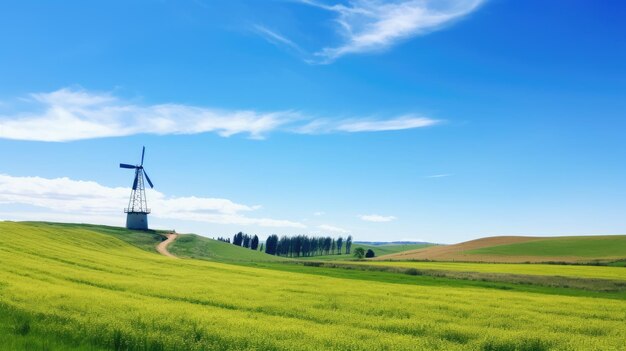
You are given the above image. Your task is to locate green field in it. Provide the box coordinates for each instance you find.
[169,234,287,262]
[1,221,625,350]
[467,236,626,258]
[350,261,626,281]
[353,243,434,256]
[295,243,433,261]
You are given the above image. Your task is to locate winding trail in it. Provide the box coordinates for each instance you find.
[157,233,178,258]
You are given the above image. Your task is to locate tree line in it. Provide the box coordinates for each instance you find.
[263,235,353,257]
[225,232,380,259]
[232,232,259,250]
[228,232,354,258]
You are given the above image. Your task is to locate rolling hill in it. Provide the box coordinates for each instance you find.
[296,242,433,261]
[1,221,625,350]
[27,222,426,262]
[22,221,286,263]
[378,235,626,263]
[168,234,287,262]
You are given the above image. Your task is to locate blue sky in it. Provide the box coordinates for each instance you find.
[0,0,625,243]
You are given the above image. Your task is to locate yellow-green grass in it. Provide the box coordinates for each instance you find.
[1,221,625,350]
[350,261,626,281]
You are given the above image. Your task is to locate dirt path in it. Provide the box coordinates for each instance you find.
[156,233,178,258]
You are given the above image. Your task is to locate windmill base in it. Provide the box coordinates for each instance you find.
[126,212,149,230]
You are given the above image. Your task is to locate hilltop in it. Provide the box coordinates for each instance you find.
[378,235,626,263]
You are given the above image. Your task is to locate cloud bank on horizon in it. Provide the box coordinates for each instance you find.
[0,173,305,229]
[0,88,439,142]
[258,0,485,63]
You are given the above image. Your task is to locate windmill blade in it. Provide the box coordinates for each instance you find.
[141,146,145,166]
[132,172,139,190]
[120,163,136,169]
[143,170,154,188]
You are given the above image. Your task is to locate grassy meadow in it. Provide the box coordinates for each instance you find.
[352,261,626,281]
[466,235,626,258]
[168,234,287,262]
[0,221,625,350]
[294,243,432,261]
[379,235,626,263]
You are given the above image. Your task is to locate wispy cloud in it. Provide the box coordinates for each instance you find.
[336,116,437,132]
[299,0,484,63]
[0,88,440,141]
[255,25,303,53]
[0,174,305,229]
[426,173,452,178]
[294,115,439,134]
[313,211,325,216]
[318,224,350,233]
[359,214,397,222]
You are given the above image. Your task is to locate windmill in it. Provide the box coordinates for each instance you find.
[120,146,154,230]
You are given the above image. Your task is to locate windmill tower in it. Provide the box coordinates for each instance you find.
[119,146,154,230]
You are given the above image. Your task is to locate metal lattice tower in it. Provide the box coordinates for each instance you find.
[125,168,150,214]
[120,147,154,230]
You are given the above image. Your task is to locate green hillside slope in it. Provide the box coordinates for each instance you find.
[467,235,626,259]
[1,221,625,350]
[357,243,434,256]
[22,221,167,252]
[297,243,433,261]
[24,221,284,263]
[168,234,287,262]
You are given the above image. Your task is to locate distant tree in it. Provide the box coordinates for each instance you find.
[302,236,311,257]
[309,237,317,257]
[365,249,375,258]
[265,235,279,255]
[233,232,244,246]
[259,243,264,252]
[293,235,302,257]
[353,247,365,259]
[331,239,336,255]
[324,237,332,255]
[251,235,259,250]
[243,234,251,248]
[345,235,352,254]
[279,236,290,256]
[336,237,343,255]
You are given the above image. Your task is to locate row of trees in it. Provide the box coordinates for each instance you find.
[263,235,353,257]
[226,232,380,260]
[232,232,260,250]
[229,232,362,258]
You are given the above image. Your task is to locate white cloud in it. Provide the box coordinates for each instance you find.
[0,88,439,141]
[313,211,325,216]
[426,173,452,178]
[0,174,305,229]
[359,214,397,222]
[294,115,438,134]
[336,115,438,132]
[318,224,350,233]
[255,25,303,52]
[300,0,484,63]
